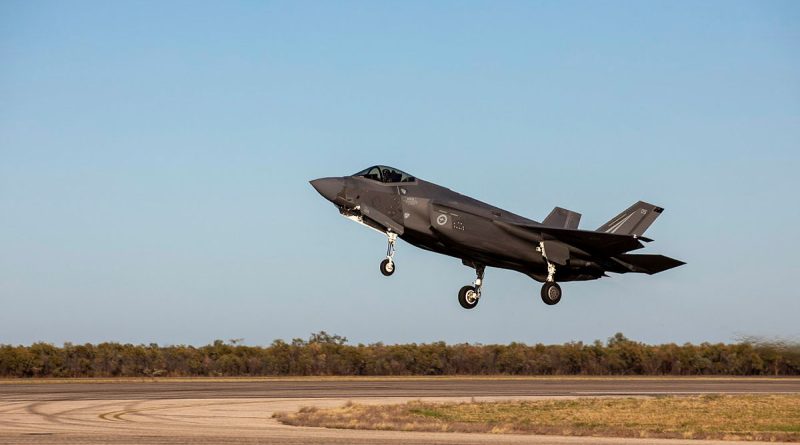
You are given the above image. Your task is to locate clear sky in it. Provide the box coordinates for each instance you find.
[1,1,798,347]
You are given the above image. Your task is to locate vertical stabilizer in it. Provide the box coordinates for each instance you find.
[542,207,581,229]
[596,201,663,236]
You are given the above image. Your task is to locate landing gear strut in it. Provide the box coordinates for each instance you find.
[540,261,562,305]
[458,265,484,309]
[379,232,397,276]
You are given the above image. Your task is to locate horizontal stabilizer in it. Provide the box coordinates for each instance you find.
[615,254,685,274]
[597,201,663,236]
[543,207,581,229]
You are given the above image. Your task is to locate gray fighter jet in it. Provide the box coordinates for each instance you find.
[311,165,684,308]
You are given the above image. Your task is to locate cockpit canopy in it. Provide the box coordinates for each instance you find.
[352,165,416,183]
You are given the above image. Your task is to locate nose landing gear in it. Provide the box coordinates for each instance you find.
[458,265,485,309]
[379,232,398,276]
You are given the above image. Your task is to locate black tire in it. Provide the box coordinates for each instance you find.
[541,282,562,305]
[379,259,395,276]
[458,285,479,309]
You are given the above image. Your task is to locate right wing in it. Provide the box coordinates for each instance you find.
[494,220,647,256]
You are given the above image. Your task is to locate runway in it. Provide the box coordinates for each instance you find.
[1,377,798,444]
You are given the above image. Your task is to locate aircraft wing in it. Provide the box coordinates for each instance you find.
[494,220,647,256]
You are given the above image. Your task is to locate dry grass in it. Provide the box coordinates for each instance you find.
[274,395,800,442]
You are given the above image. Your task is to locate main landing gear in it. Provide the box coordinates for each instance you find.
[379,232,398,276]
[540,261,562,305]
[458,265,484,309]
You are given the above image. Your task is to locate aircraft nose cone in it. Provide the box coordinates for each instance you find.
[310,177,345,203]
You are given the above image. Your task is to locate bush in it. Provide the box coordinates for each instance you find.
[1,332,797,378]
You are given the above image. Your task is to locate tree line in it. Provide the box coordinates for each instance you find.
[1,332,798,378]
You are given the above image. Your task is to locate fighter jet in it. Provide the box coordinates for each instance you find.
[310,165,684,308]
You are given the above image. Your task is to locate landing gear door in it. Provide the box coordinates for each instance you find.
[361,203,404,235]
[540,240,570,266]
[365,184,403,225]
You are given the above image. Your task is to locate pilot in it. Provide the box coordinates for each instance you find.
[382,168,401,183]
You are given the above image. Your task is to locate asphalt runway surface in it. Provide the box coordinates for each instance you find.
[1,377,799,445]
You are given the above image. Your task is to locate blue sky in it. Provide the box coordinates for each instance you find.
[1,1,798,346]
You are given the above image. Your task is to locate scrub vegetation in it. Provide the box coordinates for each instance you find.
[1,332,799,378]
[274,395,800,442]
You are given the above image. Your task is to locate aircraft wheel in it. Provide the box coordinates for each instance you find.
[541,282,562,305]
[379,259,395,276]
[458,285,479,309]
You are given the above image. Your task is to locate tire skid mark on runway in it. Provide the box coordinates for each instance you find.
[99,400,178,423]
[2,401,101,431]
[97,410,130,422]
[52,400,141,427]
[130,398,336,432]
[0,403,67,431]
[118,412,210,426]
[8,400,144,432]
[127,401,283,427]
[98,399,280,425]
[0,402,29,413]
[0,405,54,430]
[24,402,65,426]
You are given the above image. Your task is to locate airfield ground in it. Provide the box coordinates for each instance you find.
[1,377,799,445]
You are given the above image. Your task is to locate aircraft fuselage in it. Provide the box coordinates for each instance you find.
[311,165,683,307]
